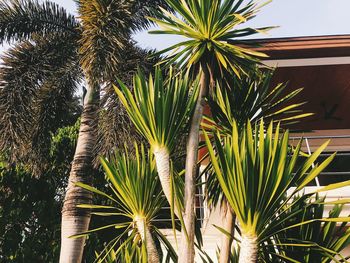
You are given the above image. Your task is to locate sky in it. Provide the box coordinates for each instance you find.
[50,0,350,51]
[1,0,350,53]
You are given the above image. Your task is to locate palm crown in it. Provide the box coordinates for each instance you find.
[76,145,176,262]
[115,67,199,219]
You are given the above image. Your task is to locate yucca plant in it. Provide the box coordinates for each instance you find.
[115,67,199,219]
[99,238,177,263]
[75,144,176,263]
[149,1,272,260]
[95,248,117,263]
[201,68,313,262]
[204,120,350,262]
[260,196,350,262]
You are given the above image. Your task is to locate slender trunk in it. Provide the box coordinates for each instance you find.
[219,202,236,263]
[135,216,160,263]
[59,83,99,263]
[238,233,258,263]
[178,62,210,263]
[153,147,181,219]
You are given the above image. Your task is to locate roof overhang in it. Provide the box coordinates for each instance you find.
[243,35,350,60]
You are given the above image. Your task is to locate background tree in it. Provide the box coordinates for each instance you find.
[0,119,133,262]
[0,0,170,261]
[0,120,79,262]
[0,33,81,174]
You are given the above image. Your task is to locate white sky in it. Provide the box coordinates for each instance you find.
[2,0,350,52]
[52,0,350,50]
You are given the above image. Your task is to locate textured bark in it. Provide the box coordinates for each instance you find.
[238,234,258,263]
[59,84,99,263]
[178,62,210,263]
[135,216,160,263]
[219,202,236,263]
[153,147,181,219]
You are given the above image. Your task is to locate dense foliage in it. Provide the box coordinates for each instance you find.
[0,121,126,262]
[0,122,79,262]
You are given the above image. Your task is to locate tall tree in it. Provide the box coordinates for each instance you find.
[0,0,170,262]
[149,0,271,261]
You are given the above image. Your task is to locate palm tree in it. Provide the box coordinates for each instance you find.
[204,120,350,262]
[0,0,170,261]
[0,16,82,173]
[115,67,199,219]
[149,0,271,261]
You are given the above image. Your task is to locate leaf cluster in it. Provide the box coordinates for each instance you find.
[150,0,272,75]
[76,144,177,262]
[205,120,350,261]
[205,68,313,135]
[115,67,199,153]
[261,197,350,262]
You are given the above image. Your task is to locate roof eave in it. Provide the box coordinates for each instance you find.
[234,34,350,60]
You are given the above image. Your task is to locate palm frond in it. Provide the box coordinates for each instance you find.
[29,74,82,172]
[129,0,173,30]
[206,68,313,135]
[95,45,161,163]
[0,33,80,165]
[0,0,79,44]
[262,196,350,262]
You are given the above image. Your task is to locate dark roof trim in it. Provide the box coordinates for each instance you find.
[239,35,350,60]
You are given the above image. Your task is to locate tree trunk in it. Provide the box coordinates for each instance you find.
[238,233,258,263]
[135,215,160,263]
[178,62,210,263]
[153,146,181,219]
[59,84,99,263]
[219,202,236,263]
